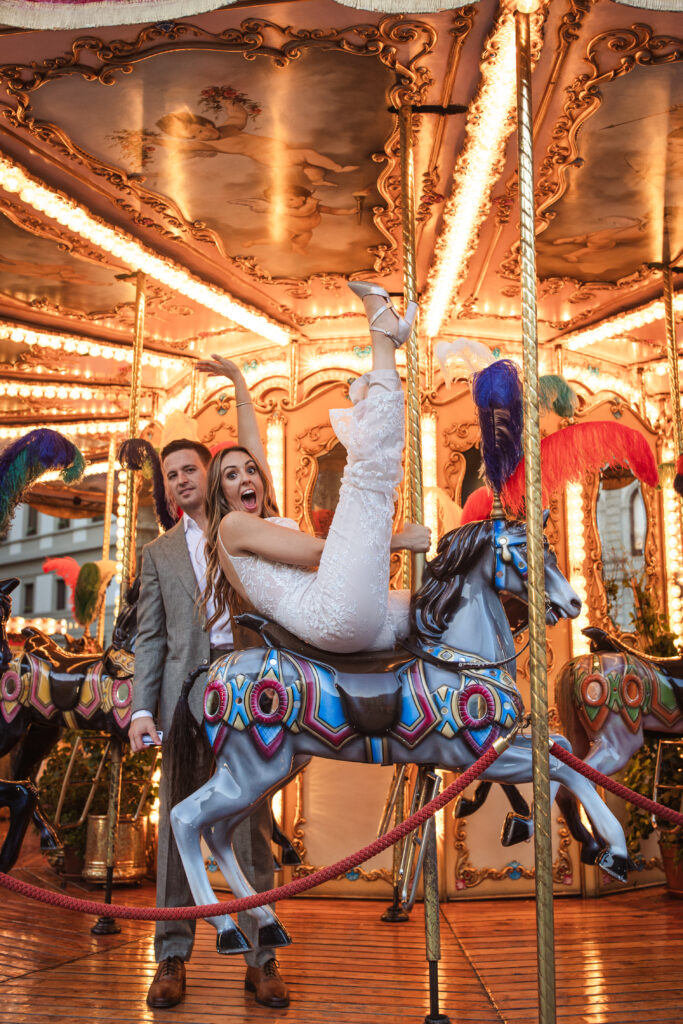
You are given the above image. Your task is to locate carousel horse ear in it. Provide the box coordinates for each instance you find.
[543,509,550,527]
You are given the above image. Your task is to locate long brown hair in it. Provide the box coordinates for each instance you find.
[203,445,279,629]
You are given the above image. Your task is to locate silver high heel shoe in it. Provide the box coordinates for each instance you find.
[348,280,418,348]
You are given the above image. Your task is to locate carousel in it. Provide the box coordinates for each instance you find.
[0,0,681,1021]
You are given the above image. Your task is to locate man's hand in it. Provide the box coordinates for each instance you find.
[390,523,432,553]
[129,715,160,753]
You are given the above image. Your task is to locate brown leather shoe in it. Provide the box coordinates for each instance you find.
[147,956,186,1008]
[245,958,290,1008]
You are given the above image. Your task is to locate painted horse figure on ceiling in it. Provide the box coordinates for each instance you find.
[167,514,631,955]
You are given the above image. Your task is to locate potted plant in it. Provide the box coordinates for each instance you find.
[38,729,158,879]
[622,737,683,895]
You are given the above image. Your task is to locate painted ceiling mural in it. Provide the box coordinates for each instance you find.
[26,46,395,279]
[0,0,678,444]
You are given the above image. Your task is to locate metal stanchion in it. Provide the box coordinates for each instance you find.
[515,7,556,1023]
[91,737,123,934]
[381,766,410,923]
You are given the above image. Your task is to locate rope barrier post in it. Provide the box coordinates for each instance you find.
[91,736,123,934]
[515,5,556,1023]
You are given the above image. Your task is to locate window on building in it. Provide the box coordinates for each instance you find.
[22,582,34,616]
[91,514,104,524]
[25,506,38,537]
[56,517,70,531]
[56,578,67,611]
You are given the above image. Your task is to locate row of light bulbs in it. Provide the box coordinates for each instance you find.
[565,482,591,657]
[0,320,187,372]
[0,156,291,347]
[0,381,122,402]
[564,294,683,351]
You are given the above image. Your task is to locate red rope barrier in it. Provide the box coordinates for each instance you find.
[0,745,501,920]
[550,742,683,828]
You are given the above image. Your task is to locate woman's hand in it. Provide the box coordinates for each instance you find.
[390,523,431,553]
[196,354,244,386]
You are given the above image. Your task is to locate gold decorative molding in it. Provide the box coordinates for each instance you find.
[0,15,437,292]
[291,770,391,884]
[452,812,574,890]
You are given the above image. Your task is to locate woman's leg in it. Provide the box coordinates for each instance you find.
[299,291,411,652]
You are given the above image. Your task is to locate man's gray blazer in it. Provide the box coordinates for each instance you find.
[133,519,210,733]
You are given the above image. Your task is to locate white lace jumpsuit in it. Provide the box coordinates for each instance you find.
[223,369,412,653]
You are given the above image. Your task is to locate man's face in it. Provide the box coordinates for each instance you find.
[163,449,207,515]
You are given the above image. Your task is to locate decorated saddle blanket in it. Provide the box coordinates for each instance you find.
[569,650,683,734]
[203,646,523,762]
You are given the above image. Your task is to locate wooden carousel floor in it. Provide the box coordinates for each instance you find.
[1,837,682,1024]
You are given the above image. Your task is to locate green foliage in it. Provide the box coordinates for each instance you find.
[73,562,101,626]
[629,572,679,657]
[39,730,158,860]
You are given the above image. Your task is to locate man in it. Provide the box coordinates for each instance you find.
[129,421,289,1010]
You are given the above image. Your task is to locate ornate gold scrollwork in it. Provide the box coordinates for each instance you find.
[0,15,438,292]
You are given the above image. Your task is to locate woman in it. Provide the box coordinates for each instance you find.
[200,283,429,654]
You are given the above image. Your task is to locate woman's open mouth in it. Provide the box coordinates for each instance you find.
[241,488,258,512]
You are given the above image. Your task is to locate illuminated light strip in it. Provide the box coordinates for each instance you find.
[0,156,291,347]
[563,294,683,351]
[39,460,110,482]
[565,482,590,656]
[113,470,128,615]
[0,321,187,372]
[0,380,125,402]
[423,9,524,337]
[266,414,286,515]
[421,411,438,559]
[662,446,683,639]
[157,385,192,425]
[0,420,134,439]
[7,616,68,636]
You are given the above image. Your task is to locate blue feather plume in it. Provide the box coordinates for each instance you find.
[0,429,85,540]
[118,438,177,531]
[472,359,523,494]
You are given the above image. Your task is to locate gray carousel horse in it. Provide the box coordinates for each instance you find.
[167,515,630,954]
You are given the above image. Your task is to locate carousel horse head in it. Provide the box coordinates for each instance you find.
[411,514,581,643]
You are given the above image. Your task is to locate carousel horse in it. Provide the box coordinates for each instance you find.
[550,626,683,863]
[0,577,138,781]
[167,515,631,955]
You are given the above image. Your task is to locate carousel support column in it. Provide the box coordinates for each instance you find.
[95,271,146,936]
[515,7,556,1024]
[289,339,300,408]
[400,102,447,1024]
[96,438,117,649]
[664,264,683,459]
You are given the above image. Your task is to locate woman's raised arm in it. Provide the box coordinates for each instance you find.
[196,354,271,480]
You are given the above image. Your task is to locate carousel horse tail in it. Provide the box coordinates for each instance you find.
[118,439,177,531]
[166,662,212,809]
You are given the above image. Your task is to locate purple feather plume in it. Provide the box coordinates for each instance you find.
[472,359,523,494]
[118,439,177,532]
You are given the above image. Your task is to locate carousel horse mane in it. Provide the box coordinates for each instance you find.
[411,518,508,640]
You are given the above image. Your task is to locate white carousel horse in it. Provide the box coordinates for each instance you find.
[167,515,630,954]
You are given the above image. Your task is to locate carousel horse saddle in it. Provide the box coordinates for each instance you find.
[584,626,683,710]
[335,674,402,734]
[235,613,414,675]
[22,628,99,711]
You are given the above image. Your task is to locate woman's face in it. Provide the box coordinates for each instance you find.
[220,450,265,515]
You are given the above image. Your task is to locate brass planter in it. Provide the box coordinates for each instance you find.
[83,815,148,883]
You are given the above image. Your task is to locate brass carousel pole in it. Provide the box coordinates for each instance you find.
[93,270,146,936]
[515,7,556,1023]
[95,437,117,649]
[399,102,446,1024]
[663,264,682,460]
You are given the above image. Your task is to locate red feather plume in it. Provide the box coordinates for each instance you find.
[43,556,79,618]
[502,421,659,516]
[460,487,494,525]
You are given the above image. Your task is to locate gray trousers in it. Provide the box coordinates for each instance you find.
[154,747,276,968]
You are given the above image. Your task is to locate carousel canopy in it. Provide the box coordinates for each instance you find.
[0,0,678,474]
